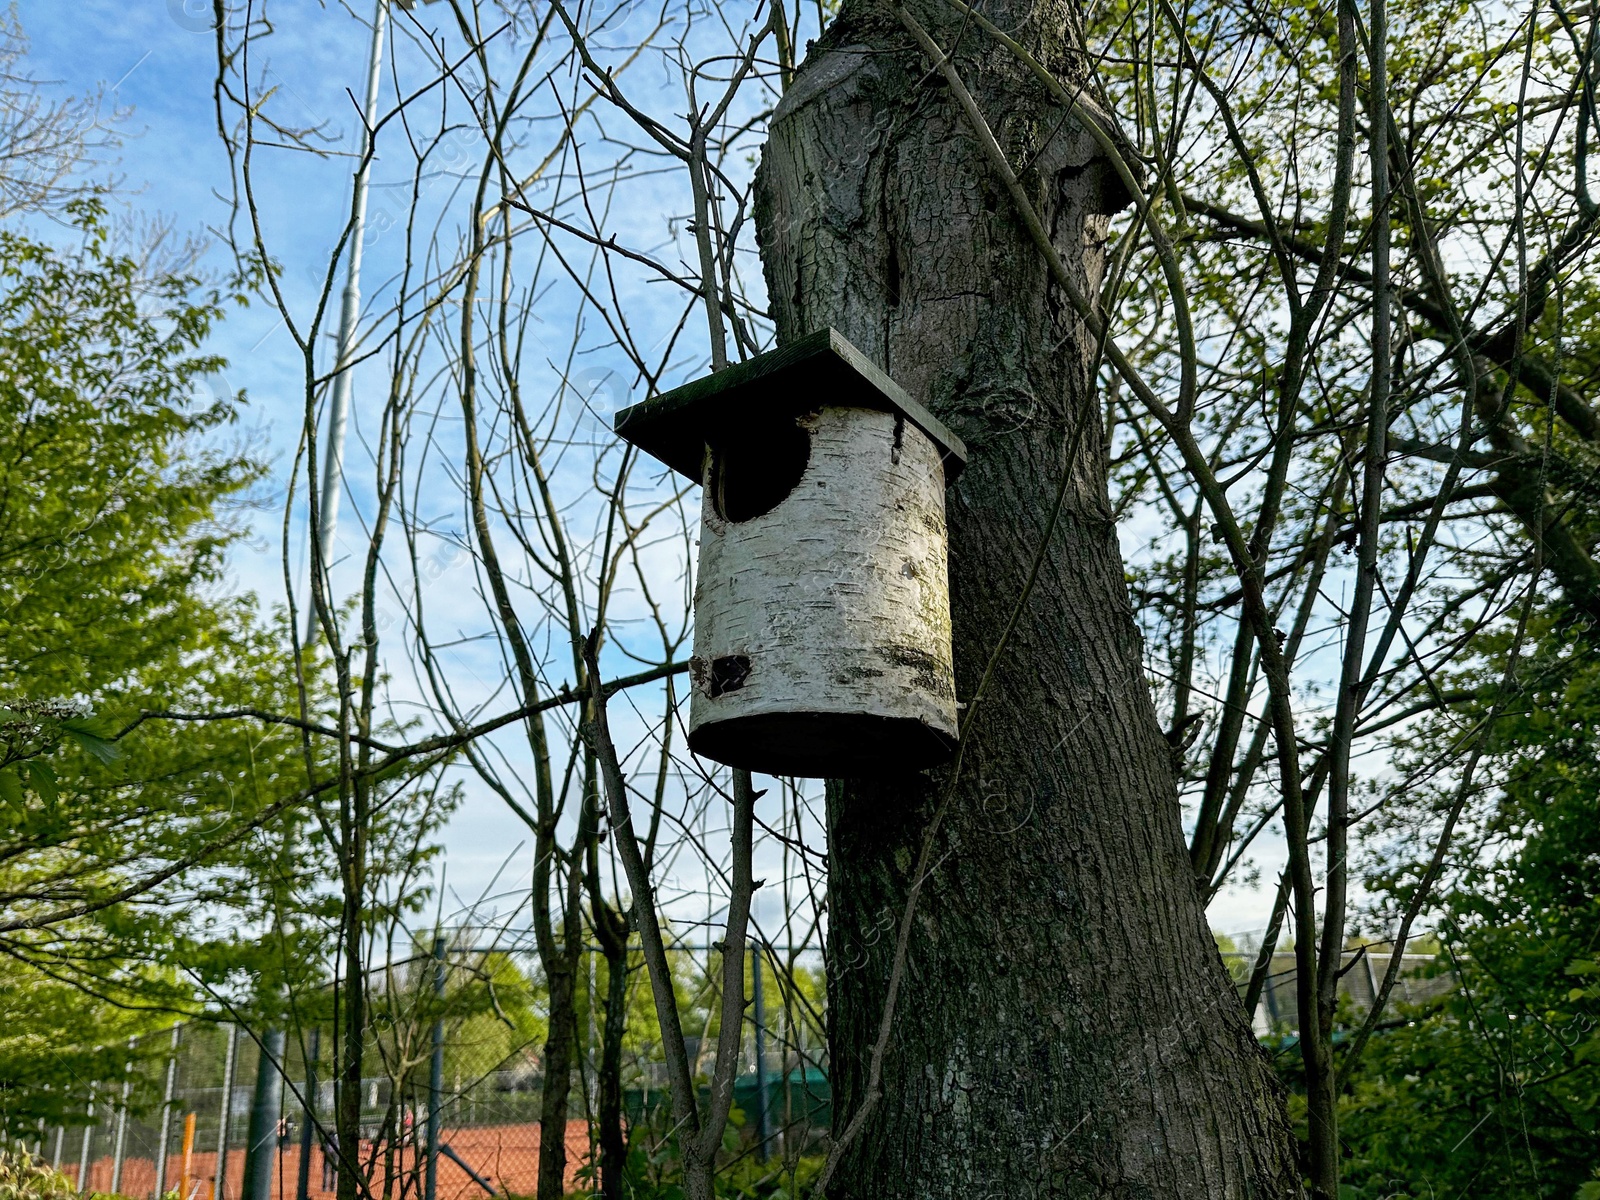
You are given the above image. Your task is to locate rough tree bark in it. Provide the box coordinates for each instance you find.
[754,1,1305,1194]
[536,895,581,1200]
[589,858,631,1199]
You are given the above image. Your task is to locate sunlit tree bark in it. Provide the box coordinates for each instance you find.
[756,2,1304,1193]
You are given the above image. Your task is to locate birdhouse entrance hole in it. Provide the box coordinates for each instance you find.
[709,416,810,523]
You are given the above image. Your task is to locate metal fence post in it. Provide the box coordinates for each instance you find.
[53,1125,64,1171]
[751,942,771,1162]
[242,1030,286,1200]
[156,1026,182,1199]
[216,1024,238,1200]
[78,1091,95,1195]
[425,936,445,1200]
[111,1039,134,1195]
[295,1029,318,1200]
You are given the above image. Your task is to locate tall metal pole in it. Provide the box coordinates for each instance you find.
[307,0,390,641]
[156,1027,182,1199]
[110,1044,132,1196]
[425,936,445,1200]
[216,1025,239,1200]
[296,1029,319,1200]
[78,1090,95,1194]
[242,1030,287,1200]
[750,943,771,1162]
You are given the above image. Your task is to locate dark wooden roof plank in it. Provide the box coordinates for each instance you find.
[613,328,967,482]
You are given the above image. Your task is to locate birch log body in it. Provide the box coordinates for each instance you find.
[687,405,957,777]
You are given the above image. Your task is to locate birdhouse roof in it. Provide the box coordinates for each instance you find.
[613,328,967,483]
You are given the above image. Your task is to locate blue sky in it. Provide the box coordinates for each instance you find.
[17,0,837,944]
[17,0,1281,941]
[23,0,584,925]
[22,0,404,591]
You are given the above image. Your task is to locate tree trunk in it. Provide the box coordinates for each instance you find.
[754,2,1304,1195]
[594,908,630,1200]
[336,781,368,1200]
[536,903,582,1200]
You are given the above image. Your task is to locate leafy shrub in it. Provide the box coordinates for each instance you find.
[0,1146,79,1200]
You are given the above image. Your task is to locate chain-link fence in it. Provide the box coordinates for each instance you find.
[1222,947,1455,1035]
[24,934,1451,1199]
[28,939,831,1200]
[36,1023,257,1200]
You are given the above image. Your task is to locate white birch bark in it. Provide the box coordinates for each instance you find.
[688,406,958,777]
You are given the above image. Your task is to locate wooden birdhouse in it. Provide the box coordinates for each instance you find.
[613,329,966,777]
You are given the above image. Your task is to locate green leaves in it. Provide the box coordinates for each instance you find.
[1342,620,1600,1196]
[0,209,324,1128]
[25,759,57,805]
[59,717,121,765]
